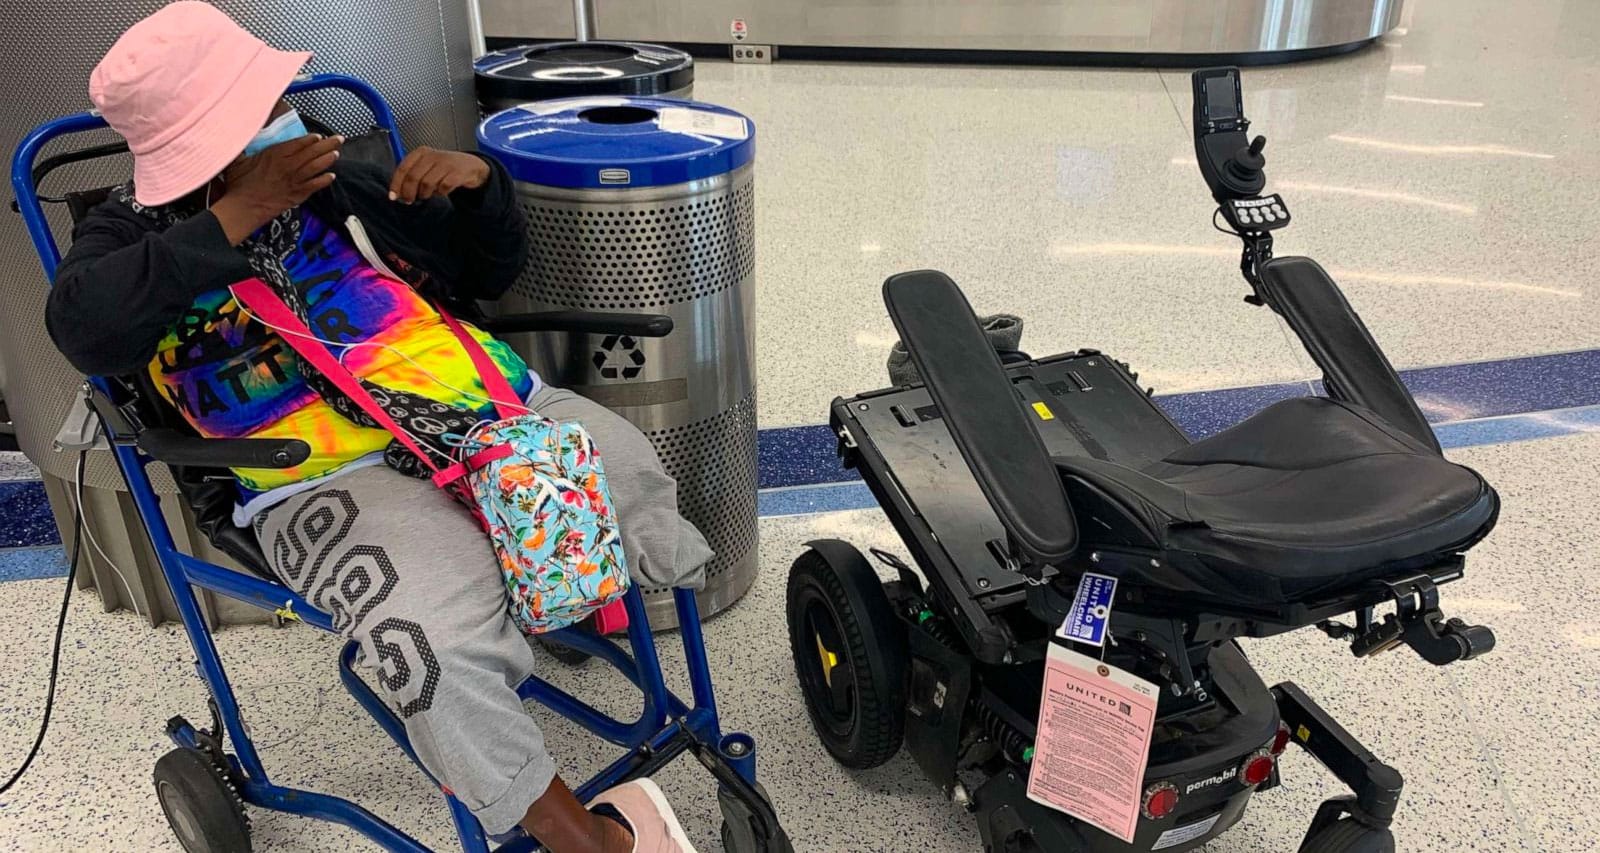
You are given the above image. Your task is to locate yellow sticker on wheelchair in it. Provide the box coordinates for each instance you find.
[1032,402,1056,421]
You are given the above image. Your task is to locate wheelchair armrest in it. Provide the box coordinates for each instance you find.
[137,429,310,469]
[1257,257,1440,453]
[882,270,1077,569]
[477,311,673,338]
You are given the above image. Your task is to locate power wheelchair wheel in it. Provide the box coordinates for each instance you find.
[786,545,908,769]
[153,747,252,853]
[1299,818,1395,853]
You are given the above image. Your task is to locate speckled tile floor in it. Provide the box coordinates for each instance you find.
[0,452,40,483]
[0,432,1596,852]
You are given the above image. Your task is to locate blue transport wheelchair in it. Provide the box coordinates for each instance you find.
[11,73,791,853]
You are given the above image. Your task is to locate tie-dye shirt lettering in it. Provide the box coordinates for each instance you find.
[148,210,534,496]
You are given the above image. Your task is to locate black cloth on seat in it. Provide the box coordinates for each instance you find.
[1054,397,1497,604]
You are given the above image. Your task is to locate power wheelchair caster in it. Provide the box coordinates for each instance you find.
[1298,797,1395,853]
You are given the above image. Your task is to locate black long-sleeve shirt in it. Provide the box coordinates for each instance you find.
[47,153,527,377]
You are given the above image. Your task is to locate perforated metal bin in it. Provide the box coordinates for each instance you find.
[478,98,755,628]
[475,42,694,114]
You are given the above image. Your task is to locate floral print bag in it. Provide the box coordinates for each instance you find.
[232,280,630,634]
[455,415,631,632]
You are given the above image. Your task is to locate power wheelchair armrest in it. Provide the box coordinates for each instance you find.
[1256,257,1440,454]
[881,270,1077,572]
[475,310,673,338]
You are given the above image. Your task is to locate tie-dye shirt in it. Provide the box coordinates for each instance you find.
[147,209,535,512]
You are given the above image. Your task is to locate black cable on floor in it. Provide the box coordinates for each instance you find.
[0,449,88,796]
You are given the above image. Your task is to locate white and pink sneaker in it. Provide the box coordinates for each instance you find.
[589,778,699,853]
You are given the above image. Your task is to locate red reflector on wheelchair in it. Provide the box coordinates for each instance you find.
[1241,751,1275,786]
[1271,722,1292,756]
[1142,783,1179,819]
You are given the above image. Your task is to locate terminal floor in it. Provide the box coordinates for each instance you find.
[0,433,1596,852]
[3,0,1599,849]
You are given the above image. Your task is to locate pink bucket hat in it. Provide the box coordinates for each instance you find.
[90,2,311,206]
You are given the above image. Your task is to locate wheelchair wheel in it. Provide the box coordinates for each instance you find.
[723,820,796,853]
[153,747,251,853]
[786,544,908,769]
[1299,818,1395,853]
[719,779,795,852]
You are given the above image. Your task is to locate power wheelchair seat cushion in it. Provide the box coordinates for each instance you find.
[1056,396,1498,604]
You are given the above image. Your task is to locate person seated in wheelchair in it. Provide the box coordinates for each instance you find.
[45,4,709,851]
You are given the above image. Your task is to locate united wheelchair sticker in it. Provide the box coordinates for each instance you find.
[1059,571,1118,647]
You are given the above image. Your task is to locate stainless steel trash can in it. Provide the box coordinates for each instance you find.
[475,42,694,114]
[478,98,755,628]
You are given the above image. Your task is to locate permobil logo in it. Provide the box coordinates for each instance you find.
[1184,766,1238,795]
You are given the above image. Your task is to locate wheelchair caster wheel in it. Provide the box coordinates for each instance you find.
[787,544,908,769]
[1299,818,1395,853]
[719,782,794,853]
[153,747,251,853]
[537,618,598,666]
[722,821,795,853]
[538,635,592,666]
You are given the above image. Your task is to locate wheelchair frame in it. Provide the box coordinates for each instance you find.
[12,73,787,853]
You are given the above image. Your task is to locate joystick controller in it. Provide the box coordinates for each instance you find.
[1227,136,1267,184]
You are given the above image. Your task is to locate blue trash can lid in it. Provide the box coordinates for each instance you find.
[477,97,755,190]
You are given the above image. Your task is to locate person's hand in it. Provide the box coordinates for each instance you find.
[211,134,343,244]
[388,147,491,204]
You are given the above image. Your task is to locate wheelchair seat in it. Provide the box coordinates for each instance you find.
[1056,395,1498,604]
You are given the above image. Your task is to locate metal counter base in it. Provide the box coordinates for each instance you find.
[483,0,1405,67]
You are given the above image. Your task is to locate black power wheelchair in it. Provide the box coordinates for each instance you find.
[785,68,1498,852]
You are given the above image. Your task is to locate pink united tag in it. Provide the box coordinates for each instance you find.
[1026,643,1160,843]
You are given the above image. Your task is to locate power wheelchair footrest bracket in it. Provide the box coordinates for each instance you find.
[1316,575,1495,666]
[1273,681,1402,842]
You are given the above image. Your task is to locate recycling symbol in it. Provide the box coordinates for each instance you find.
[593,334,646,380]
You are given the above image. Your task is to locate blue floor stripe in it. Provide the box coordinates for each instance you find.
[757,403,1600,518]
[0,480,57,548]
[0,545,69,581]
[3,393,1587,575]
[757,347,1600,489]
[1434,403,1600,448]
[4,350,1599,559]
[757,482,878,518]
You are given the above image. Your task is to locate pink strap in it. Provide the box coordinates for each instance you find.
[437,309,529,421]
[430,443,516,489]
[231,279,445,474]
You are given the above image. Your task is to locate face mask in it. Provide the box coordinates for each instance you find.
[243,108,308,157]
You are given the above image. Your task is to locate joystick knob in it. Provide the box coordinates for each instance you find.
[1227,135,1267,181]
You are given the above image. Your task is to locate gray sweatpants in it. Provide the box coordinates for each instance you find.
[254,387,713,834]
